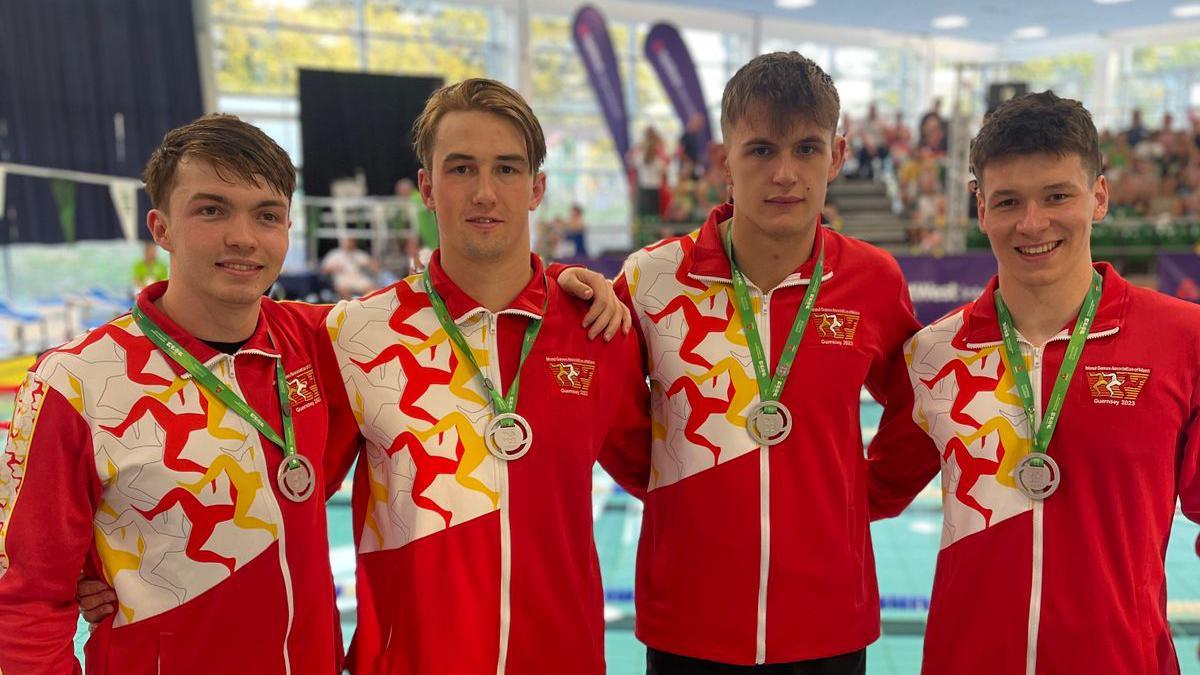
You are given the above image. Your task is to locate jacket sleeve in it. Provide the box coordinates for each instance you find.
[1178,366,1200,526]
[316,308,364,500]
[863,275,941,520]
[0,372,101,675]
[596,272,653,499]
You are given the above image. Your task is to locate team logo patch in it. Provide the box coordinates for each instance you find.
[546,357,596,396]
[286,365,322,413]
[814,308,860,346]
[1084,366,1150,406]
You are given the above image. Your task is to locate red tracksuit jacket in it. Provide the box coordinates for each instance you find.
[614,203,925,665]
[0,281,346,675]
[869,263,1200,674]
[323,253,651,675]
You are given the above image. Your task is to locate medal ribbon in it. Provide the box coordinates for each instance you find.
[132,305,300,470]
[723,221,824,412]
[994,269,1102,467]
[423,268,547,426]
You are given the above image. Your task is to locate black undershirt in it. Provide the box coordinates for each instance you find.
[203,339,248,354]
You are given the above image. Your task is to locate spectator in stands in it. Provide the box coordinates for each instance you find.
[563,203,588,257]
[666,160,698,225]
[821,194,843,231]
[1158,112,1191,179]
[1125,108,1148,148]
[1181,158,1200,216]
[918,112,948,155]
[629,125,669,234]
[396,176,438,250]
[886,111,914,163]
[320,236,379,299]
[918,98,947,154]
[852,102,889,179]
[693,161,728,220]
[132,241,168,292]
[678,112,708,178]
[534,214,563,261]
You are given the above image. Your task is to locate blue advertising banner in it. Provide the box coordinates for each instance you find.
[643,22,712,170]
[895,253,997,325]
[1157,252,1200,303]
[572,5,630,170]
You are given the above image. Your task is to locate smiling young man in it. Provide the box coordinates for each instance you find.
[320,78,650,675]
[614,52,925,673]
[868,92,1200,674]
[0,114,348,675]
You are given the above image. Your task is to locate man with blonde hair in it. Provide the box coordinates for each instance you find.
[321,78,650,675]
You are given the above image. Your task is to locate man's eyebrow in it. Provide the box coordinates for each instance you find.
[1041,182,1076,192]
[188,193,232,205]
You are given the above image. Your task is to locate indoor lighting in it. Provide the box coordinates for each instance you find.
[931,15,969,29]
[1012,25,1048,39]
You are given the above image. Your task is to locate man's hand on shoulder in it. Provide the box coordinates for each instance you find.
[557,267,631,341]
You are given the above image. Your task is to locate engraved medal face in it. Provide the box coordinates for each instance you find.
[485,413,534,461]
[1015,454,1061,500]
[277,454,316,502]
[747,401,793,446]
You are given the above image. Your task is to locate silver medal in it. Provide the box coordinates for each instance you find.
[746,401,793,446]
[1014,453,1060,500]
[485,413,533,461]
[276,454,316,502]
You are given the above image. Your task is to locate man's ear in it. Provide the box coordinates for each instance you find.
[418,168,436,211]
[147,209,173,252]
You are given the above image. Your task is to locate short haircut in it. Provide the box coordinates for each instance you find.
[970,91,1102,189]
[721,52,840,138]
[143,113,295,210]
[412,78,547,172]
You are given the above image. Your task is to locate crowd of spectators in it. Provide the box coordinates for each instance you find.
[838,101,1200,249]
[1104,110,1200,221]
[545,100,1200,263]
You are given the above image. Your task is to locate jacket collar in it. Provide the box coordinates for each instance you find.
[426,250,548,325]
[134,280,279,379]
[687,202,836,289]
[963,262,1127,347]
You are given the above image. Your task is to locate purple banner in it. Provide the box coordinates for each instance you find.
[643,22,712,170]
[895,253,997,325]
[572,6,630,170]
[1157,253,1200,303]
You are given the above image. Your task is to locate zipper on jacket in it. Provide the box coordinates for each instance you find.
[755,286,772,665]
[487,313,514,675]
[1019,327,1114,673]
[1024,343,1044,675]
[231,354,296,675]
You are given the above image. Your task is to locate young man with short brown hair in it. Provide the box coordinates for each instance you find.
[869,91,1200,675]
[0,113,348,675]
[615,51,926,674]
